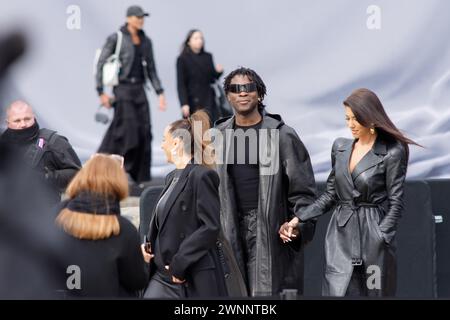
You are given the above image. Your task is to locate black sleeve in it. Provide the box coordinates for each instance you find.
[117,218,150,291]
[145,39,164,95]
[96,33,117,96]
[170,169,221,279]
[279,126,317,247]
[379,143,407,244]
[47,136,81,191]
[296,139,340,222]
[176,56,189,107]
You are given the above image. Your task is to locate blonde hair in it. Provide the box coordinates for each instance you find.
[56,154,128,240]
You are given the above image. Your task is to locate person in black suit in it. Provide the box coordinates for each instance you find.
[280,88,421,297]
[176,29,223,124]
[142,110,227,298]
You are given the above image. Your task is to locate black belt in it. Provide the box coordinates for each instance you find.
[337,200,380,210]
[337,200,381,266]
[120,77,144,85]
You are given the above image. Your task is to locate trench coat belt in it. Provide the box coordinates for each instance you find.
[336,201,381,266]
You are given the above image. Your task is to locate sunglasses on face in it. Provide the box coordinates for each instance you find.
[228,82,257,94]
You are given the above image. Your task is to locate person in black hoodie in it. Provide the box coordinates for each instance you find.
[176,29,223,124]
[0,100,81,204]
[96,5,166,184]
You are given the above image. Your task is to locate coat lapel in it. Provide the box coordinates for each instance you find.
[158,164,195,231]
[340,140,356,188]
[351,136,387,181]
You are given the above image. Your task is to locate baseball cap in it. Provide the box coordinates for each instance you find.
[126,5,150,18]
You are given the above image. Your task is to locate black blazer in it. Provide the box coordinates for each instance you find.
[148,164,227,297]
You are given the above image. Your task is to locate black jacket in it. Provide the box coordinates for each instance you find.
[0,124,81,203]
[215,112,317,296]
[297,136,408,296]
[96,24,164,95]
[56,215,149,298]
[147,164,227,297]
[176,50,222,111]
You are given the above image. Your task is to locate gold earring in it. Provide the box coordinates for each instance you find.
[370,127,375,135]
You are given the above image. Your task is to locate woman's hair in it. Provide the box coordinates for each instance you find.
[181,29,204,54]
[168,110,215,168]
[223,67,267,110]
[343,88,421,159]
[56,154,129,240]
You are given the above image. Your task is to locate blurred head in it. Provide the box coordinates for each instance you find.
[66,154,128,200]
[161,110,214,167]
[6,100,35,130]
[182,29,204,54]
[126,5,149,30]
[224,67,266,116]
[56,154,128,240]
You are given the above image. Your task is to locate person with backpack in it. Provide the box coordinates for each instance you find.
[0,100,81,204]
[95,5,166,185]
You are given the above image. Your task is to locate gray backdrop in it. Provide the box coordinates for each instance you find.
[1,0,449,179]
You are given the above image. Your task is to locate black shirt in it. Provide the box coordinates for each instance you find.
[227,120,262,213]
[128,44,145,81]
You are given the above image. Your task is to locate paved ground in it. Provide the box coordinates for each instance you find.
[121,177,164,229]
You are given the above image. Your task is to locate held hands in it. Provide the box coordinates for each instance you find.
[159,94,167,111]
[165,265,186,284]
[279,217,300,243]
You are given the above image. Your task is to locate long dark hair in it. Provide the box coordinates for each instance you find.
[180,29,204,55]
[223,67,267,111]
[168,110,214,168]
[343,88,421,159]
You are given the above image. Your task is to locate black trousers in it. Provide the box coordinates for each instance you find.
[98,83,151,183]
[238,208,258,295]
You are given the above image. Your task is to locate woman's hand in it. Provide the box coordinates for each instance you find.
[215,64,224,74]
[165,265,186,284]
[141,244,154,263]
[279,217,300,243]
[159,94,167,111]
[181,105,190,118]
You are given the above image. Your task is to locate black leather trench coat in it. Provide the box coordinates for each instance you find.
[298,136,408,296]
[215,112,317,296]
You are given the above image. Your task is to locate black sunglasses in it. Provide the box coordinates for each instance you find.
[228,83,257,94]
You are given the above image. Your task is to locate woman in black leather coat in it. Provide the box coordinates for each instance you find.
[280,88,420,297]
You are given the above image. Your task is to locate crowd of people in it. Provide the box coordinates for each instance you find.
[0,5,420,299]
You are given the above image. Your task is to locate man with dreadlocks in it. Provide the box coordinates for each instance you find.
[214,67,317,296]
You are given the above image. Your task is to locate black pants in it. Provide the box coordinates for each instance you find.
[98,83,151,183]
[238,208,258,294]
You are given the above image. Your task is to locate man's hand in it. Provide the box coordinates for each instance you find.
[279,217,300,243]
[159,94,167,111]
[165,265,186,284]
[181,105,190,118]
[100,93,112,108]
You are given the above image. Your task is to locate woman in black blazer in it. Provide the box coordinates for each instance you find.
[142,110,227,298]
[176,29,223,124]
[280,88,420,297]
